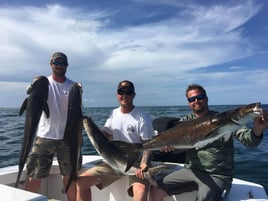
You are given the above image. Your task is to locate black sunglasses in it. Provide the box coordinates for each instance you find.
[53,61,67,67]
[187,94,206,103]
[117,89,134,96]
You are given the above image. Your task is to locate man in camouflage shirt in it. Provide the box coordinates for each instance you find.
[150,84,268,201]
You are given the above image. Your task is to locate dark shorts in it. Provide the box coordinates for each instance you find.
[26,137,72,179]
[156,167,231,201]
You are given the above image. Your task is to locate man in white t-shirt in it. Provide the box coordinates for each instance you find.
[77,80,155,201]
[25,52,77,201]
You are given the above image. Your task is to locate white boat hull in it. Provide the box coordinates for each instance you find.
[0,155,267,201]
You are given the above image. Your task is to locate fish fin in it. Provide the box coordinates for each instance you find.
[222,132,232,142]
[14,171,22,188]
[65,176,75,193]
[44,102,50,118]
[19,98,28,116]
[125,151,141,172]
[110,141,143,172]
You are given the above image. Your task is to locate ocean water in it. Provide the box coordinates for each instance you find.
[0,104,268,194]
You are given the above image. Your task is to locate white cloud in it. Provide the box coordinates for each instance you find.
[0,1,267,107]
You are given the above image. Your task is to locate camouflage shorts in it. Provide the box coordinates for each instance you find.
[26,137,72,179]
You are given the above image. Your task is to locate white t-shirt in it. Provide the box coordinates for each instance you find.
[36,75,74,140]
[103,107,154,143]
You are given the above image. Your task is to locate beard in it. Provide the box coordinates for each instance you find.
[53,68,66,77]
[192,104,206,114]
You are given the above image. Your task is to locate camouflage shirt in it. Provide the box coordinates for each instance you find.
[180,111,263,182]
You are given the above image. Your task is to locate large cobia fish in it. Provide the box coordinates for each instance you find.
[64,82,83,193]
[142,102,263,151]
[15,76,49,187]
[83,116,173,186]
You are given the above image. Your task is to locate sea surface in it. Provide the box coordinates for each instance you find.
[0,104,268,194]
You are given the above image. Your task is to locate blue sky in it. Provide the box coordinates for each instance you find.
[0,0,267,107]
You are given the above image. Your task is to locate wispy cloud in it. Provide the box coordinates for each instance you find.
[0,0,267,107]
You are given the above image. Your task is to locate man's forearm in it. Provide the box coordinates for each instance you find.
[140,150,151,165]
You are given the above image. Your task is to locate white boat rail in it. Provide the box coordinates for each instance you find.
[0,155,267,201]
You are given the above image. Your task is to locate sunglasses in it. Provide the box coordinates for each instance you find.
[53,61,67,67]
[187,94,206,103]
[117,89,134,96]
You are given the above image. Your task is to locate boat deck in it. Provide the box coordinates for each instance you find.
[0,155,267,201]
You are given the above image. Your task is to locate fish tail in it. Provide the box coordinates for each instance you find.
[125,151,141,172]
[143,171,158,187]
[14,171,22,188]
[65,175,76,193]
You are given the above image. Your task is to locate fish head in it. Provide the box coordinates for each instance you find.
[70,82,83,95]
[26,76,49,95]
[69,83,83,101]
[73,82,83,92]
[231,102,263,125]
